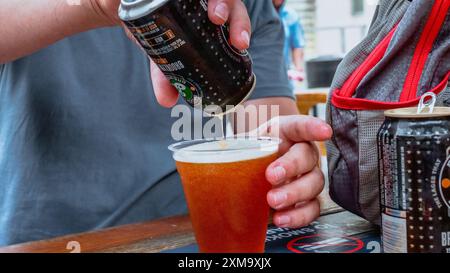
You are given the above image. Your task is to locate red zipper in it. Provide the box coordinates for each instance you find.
[332,71,450,110]
[399,0,450,101]
[340,26,398,97]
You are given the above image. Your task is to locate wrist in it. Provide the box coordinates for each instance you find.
[79,0,120,28]
[53,0,108,37]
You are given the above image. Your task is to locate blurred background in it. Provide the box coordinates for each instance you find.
[289,0,377,58]
[281,0,378,114]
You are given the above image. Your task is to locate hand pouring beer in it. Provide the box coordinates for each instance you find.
[118,0,253,114]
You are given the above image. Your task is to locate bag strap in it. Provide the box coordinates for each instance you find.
[399,0,450,101]
[332,72,450,110]
[335,0,450,106]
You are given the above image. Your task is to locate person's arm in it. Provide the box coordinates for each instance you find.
[0,0,116,64]
[291,48,305,71]
[290,19,306,71]
[0,0,251,66]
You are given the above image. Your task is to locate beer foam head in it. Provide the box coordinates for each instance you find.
[171,138,279,163]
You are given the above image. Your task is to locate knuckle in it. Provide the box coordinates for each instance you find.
[294,121,305,139]
[314,167,325,185]
[312,142,320,160]
[307,170,325,196]
[282,184,302,206]
[236,0,246,9]
[291,211,307,228]
[307,142,319,164]
[292,200,321,228]
[284,191,294,205]
[278,157,295,176]
[290,150,304,174]
[293,143,312,173]
[299,185,313,202]
[313,200,321,218]
[303,176,321,201]
[292,141,306,157]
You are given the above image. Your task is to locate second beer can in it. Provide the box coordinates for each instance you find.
[119,0,256,115]
[378,106,450,253]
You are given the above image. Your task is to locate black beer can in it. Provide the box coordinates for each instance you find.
[378,105,450,253]
[118,0,255,115]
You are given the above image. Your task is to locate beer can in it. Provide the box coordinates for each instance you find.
[119,0,256,115]
[378,94,450,253]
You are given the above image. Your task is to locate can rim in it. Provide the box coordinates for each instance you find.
[168,136,282,153]
[119,0,169,21]
[384,107,450,118]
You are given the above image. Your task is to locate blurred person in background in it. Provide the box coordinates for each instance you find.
[273,0,306,87]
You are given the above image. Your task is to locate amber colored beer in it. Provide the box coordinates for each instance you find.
[170,138,279,253]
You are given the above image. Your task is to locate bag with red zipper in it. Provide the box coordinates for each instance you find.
[326,0,450,224]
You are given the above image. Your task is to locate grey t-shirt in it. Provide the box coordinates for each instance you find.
[0,0,292,246]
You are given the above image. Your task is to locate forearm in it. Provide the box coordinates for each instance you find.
[292,48,304,70]
[0,0,113,64]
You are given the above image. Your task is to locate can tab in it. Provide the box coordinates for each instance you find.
[417,92,437,114]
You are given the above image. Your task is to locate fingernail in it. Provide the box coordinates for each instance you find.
[270,166,286,183]
[313,119,326,128]
[241,30,250,47]
[317,120,330,130]
[277,215,291,226]
[321,123,332,134]
[214,3,229,22]
[271,191,287,208]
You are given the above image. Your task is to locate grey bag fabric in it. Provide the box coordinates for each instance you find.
[326,0,450,224]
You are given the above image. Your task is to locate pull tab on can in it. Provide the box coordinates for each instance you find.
[417,92,437,115]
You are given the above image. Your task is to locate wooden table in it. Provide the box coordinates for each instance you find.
[296,88,329,156]
[0,188,377,253]
[295,88,329,116]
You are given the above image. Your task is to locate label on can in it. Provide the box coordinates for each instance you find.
[167,75,203,107]
[381,212,407,253]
